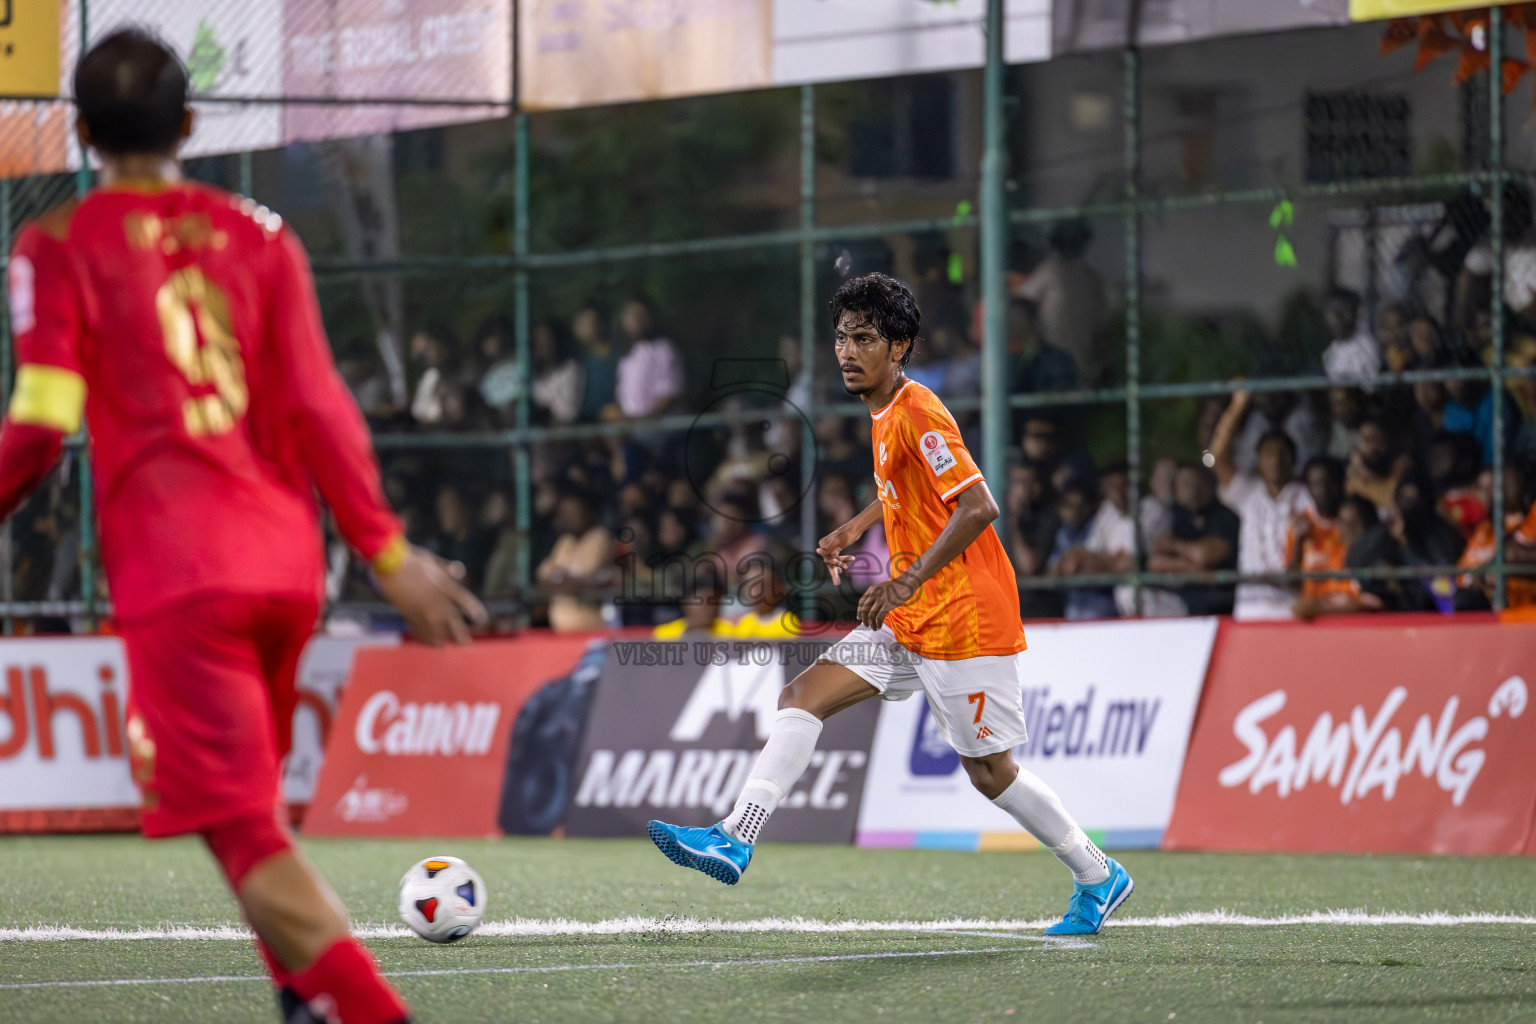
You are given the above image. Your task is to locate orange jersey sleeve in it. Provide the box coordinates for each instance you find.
[869,381,1025,660]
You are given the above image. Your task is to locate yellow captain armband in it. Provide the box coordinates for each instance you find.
[9,364,86,434]
[371,535,410,576]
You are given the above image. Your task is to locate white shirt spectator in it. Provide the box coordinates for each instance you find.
[1232,403,1325,476]
[1085,499,1135,559]
[1322,330,1380,382]
[1465,242,1536,313]
[532,359,582,425]
[1220,473,1312,621]
[616,338,683,418]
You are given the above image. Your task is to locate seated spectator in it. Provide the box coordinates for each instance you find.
[1444,378,1507,467]
[1048,478,1115,620]
[1230,390,1324,477]
[473,315,521,426]
[1016,217,1108,386]
[479,491,522,603]
[1326,387,1366,460]
[1390,474,1467,612]
[537,491,617,632]
[1211,390,1311,620]
[1013,299,1079,394]
[941,316,982,399]
[1140,456,1177,547]
[1019,413,1094,491]
[1456,462,1534,610]
[1006,459,1063,619]
[612,299,683,420]
[1428,432,1487,537]
[1377,302,1412,372]
[573,307,618,422]
[409,323,466,427]
[905,320,954,395]
[423,486,492,590]
[1346,415,1411,518]
[1292,494,1391,619]
[708,488,771,602]
[530,319,582,426]
[1407,314,1446,367]
[654,565,730,639]
[1146,464,1240,616]
[1322,288,1380,382]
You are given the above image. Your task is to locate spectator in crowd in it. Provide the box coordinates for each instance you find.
[1012,298,1079,394]
[612,299,684,420]
[816,412,873,484]
[337,338,396,421]
[1048,478,1116,620]
[537,491,616,632]
[573,306,618,422]
[1019,413,1093,490]
[1429,432,1487,536]
[424,486,492,590]
[1443,377,1507,467]
[1346,415,1411,517]
[1146,464,1240,616]
[474,315,521,426]
[1292,491,1390,620]
[1456,462,1534,610]
[1229,389,1325,476]
[1006,459,1064,619]
[1406,314,1445,368]
[654,563,730,638]
[1391,474,1466,611]
[1210,390,1311,619]
[1140,456,1178,549]
[1017,218,1108,385]
[707,488,771,601]
[905,319,953,395]
[409,322,465,426]
[479,490,523,603]
[529,319,582,426]
[941,314,982,399]
[1377,302,1412,372]
[1326,387,1365,460]
[1322,288,1380,382]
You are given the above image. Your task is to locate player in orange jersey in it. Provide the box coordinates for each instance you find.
[4,30,485,1024]
[648,274,1133,935]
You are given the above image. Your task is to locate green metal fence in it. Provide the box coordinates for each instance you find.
[1,5,1532,626]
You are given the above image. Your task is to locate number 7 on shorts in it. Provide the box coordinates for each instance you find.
[968,691,986,724]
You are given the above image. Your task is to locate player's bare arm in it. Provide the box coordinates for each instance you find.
[817,498,883,585]
[857,480,999,630]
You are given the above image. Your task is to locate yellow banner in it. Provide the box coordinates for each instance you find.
[520,0,770,110]
[1351,0,1521,21]
[0,0,61,97]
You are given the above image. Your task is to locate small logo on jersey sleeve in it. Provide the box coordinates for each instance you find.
[7,256,35,335]
[919,430,958,476]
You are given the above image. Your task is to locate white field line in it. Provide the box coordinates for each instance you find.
[0,946,1045,992]
[2,909,1535,943]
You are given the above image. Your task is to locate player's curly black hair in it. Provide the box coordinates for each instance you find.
[829,272,921,368]
[74,28,189,156]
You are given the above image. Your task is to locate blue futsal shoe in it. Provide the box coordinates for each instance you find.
[646,820,753,885]
[1044,857,1134,935]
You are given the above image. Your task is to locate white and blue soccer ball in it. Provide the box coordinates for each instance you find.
[398,855,487,943]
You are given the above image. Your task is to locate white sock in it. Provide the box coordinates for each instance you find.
[991,769,1110,885]
[720,707,823,845]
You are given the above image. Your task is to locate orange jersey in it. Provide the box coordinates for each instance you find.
[868,380,1025,660]
[1285,509,1355,600]
[1460,503,1536,607]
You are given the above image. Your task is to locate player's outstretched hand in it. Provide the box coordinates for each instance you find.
[816,526,858,586]
[377,546,488,647]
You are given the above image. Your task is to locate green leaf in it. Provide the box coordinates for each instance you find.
[1275,235,1297,267]
[953,200,973,225]
[1268,200,1294,231]
[187,19,227,94]
[947,252,964,285]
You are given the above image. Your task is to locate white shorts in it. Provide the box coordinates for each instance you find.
[819,625,1028,757]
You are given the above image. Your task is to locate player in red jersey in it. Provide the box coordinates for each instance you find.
[2,31,485,1024]
[647,274,1132,935]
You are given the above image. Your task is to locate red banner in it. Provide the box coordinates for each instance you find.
[1166,619,1536,855]
[306,635,592,837]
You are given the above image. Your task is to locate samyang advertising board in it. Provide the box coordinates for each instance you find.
[857,618,1218,850]
[1165,619,1536,855]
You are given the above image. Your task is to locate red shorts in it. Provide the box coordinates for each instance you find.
[120,594,318,837]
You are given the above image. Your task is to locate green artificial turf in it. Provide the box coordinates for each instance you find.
[2,835,1534,1023]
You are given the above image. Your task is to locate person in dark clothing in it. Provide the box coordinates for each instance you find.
[1148,463,1240,615]
[1391,474,1466,612]
[1007,459,1064,619]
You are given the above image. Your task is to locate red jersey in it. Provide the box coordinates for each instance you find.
[4,181,401,619]
[868,379,1025,660]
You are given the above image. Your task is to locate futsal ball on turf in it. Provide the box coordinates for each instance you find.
[399,856,487,943]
